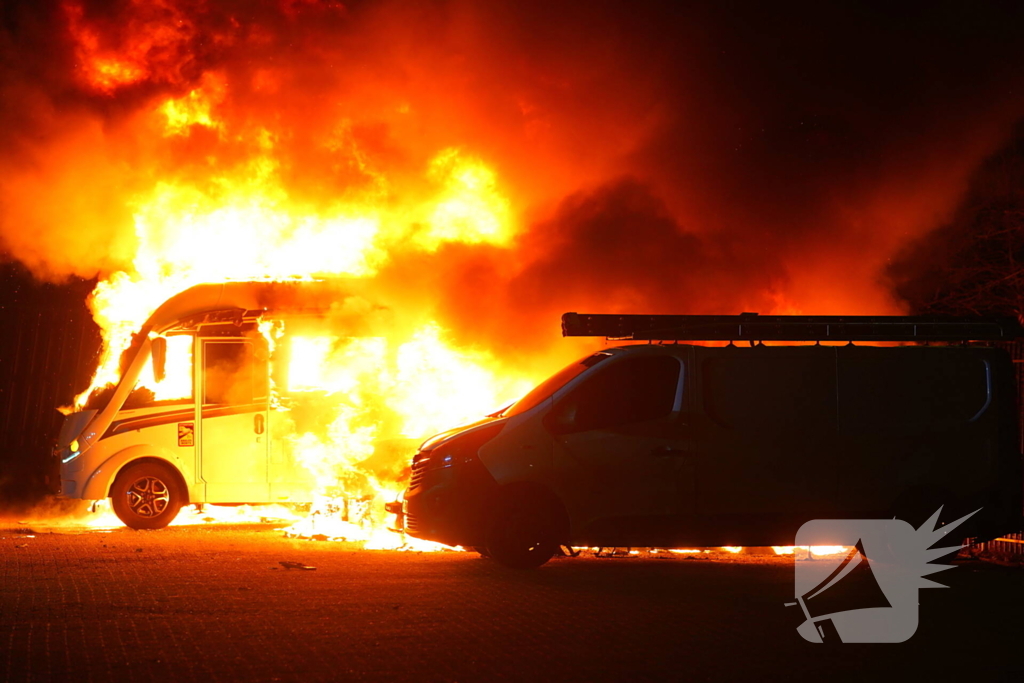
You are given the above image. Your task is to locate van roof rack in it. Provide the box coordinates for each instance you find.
[561,312,1024,342]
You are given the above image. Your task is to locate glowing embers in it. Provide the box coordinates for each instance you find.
[773,546,849,556]
[16,500,301,532]
[281,494,456,552]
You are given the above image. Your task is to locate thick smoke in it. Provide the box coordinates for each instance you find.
[2,0,1024,354]
[888,122,1024,318]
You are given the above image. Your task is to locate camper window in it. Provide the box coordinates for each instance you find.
[204,341,256,405]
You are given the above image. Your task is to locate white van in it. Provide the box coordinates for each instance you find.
[400,313,1024,568]
[52,281,349,528]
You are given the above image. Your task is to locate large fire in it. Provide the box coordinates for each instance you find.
[55,1,544,547]
[5,1,1020,555]
[73,129,533,544]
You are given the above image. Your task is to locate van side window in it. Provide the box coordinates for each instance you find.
[204,341,257,405]
[702,353,837,436]
[554,355,680,433]
[838,349,989,437]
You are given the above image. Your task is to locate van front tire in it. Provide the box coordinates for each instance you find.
[110,462,184,530]
[486,498,560,569]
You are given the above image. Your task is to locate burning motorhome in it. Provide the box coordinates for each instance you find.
[52,279,531,540]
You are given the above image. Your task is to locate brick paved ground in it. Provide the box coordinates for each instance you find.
[1,524,1020,682]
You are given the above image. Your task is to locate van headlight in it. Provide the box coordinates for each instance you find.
[421,422,506,471]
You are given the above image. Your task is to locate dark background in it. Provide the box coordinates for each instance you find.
[0,262,99,511]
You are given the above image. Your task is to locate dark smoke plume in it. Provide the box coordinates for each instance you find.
[2,0,1024,343]
[888,122,1024,319]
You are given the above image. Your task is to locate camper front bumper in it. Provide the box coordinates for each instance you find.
[51,441,92,498]
[401,454,499,547]
[46,446,63,496]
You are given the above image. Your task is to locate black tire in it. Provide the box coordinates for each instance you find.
[110,461,184,530]
[485,498,560,569]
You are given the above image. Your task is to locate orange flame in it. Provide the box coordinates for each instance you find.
[65,35,537,545]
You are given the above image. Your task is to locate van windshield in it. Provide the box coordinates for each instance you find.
[501,352,610,417]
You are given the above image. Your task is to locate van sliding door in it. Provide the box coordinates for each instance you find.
[696,348,838,528]
[199,339,270,502]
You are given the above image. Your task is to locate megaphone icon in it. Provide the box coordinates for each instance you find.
[786,540,891,643]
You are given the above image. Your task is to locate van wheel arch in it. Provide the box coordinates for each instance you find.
[485,483,570,569]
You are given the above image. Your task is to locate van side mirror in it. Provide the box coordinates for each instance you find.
[151,336,167,383]
[543,403,577,435]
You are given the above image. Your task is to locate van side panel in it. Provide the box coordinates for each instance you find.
[836,347,997,521]
[694,347,839,520]
[691,344,1020,544]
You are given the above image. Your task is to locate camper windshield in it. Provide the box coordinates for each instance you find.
[502,352,610,417]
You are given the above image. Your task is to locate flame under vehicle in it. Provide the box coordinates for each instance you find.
[399,313,1024,568]
[53,281,375,528]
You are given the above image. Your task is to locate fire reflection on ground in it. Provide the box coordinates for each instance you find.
[4,500,848,561]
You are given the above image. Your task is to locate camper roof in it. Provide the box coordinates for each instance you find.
[143,280,358,334]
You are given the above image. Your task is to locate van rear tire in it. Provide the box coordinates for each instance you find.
[486,499,559,569]
[110,462,184,530]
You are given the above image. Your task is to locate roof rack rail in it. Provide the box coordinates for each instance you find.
[561,312,1024,342]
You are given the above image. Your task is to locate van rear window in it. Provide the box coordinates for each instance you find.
[838,350,990,437]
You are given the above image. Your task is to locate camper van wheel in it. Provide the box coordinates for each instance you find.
[486,499,559,569]
[110,462,184,530]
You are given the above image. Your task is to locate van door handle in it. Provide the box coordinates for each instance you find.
[651,445,689,457]
[254,413,265,435]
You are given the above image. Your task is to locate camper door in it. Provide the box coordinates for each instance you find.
[199,337,270,502]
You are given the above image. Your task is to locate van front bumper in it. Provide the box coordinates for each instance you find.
[402,456,499,547]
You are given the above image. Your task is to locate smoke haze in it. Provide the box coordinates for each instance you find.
[2,0,1024,357]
